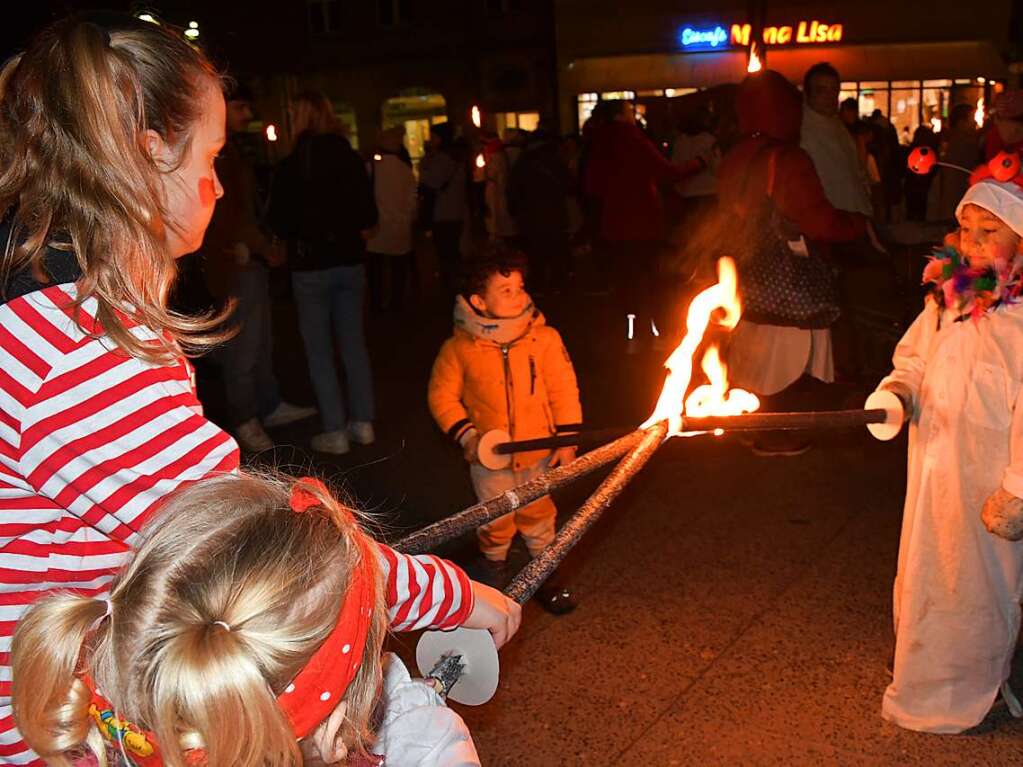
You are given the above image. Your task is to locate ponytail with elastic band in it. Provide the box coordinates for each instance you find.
[11,593,116,763]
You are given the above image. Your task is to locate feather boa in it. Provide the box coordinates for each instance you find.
[922,245,1023,320]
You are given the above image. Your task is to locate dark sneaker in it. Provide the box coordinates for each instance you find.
[536,584,577,615]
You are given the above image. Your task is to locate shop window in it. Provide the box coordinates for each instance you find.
[636,89,665,98]
[577,93,598,130]
[600,91,636,101]
[330,101,359,149]
[381,91,447,168]
[859,89,889,119]
[840,83,858,106]
[923,83,950,132]
[496,111,540,136]
[891,88,921,144]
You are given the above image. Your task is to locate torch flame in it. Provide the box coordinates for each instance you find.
[642,257,759,436]
[475,153,486,169]
[747,42,763,74]
[975,97,985,129]
[471,105,482,129]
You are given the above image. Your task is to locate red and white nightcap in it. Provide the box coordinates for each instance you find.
[957,179,1023,238]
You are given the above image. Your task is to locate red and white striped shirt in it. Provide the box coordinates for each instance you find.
[0,282,472,765]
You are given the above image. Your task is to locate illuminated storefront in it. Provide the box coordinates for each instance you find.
[559,9,1008,138]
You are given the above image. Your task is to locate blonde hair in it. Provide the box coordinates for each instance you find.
[0,16,229,364]
[290,90,341,138]
[11,474,388,767]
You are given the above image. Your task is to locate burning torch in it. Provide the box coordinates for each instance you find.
[408,256,907,704]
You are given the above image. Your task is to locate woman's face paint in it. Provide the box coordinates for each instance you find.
[158,82,226,258]
[198,176,218,208]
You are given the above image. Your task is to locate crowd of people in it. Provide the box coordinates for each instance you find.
[0,10,1022,767]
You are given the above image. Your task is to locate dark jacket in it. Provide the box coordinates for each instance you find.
[269,132,378,271]
[507,134,572,237]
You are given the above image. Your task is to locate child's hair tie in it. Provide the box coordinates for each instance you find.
[89,598,113,631]
[289,477,330,514]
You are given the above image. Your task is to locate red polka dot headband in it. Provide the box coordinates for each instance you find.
[80,477,377,765]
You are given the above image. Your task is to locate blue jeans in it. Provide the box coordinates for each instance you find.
[291,265,375,431]
[218,263,281,427]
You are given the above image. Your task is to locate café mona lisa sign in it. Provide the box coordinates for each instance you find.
[678,20,844,52]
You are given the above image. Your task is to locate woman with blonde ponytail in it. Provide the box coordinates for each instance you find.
[14,475,487,767]
[0,15,519,765]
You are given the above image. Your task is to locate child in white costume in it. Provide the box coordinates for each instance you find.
[874,177,1023,733]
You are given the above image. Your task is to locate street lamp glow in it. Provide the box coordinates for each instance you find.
[136,12,159,24]
[475,153,486,169]
[265,124,278,142]
[471,105,481,128]
[184,21,199,40]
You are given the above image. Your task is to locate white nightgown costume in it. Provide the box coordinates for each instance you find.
[878,297,1023,733]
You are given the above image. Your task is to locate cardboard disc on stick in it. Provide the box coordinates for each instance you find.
[477,429,512,470]
[865,390,905,441]
[416,627,500,705]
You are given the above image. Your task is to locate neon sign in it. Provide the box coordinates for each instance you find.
[678,20,843,51]
[731,20,843,46]
[679,25,729,51]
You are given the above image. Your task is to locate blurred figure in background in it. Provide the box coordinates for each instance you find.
[200,81,316,453]
[420,122,469,296]
[482,130,519,245]
[367,126,418,312]
[986,89,1023,159]
[269,90,378,455]
[931,102,981,222]
[584,99,706,349]
[800,62,873,218]
[508,123,573,294]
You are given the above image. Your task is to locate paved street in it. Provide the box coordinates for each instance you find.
[199,254,1023,766]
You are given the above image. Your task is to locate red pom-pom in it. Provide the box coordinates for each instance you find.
[908,146,936,174]
[989,151,1022,182]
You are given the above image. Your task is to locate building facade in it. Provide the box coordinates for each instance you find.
[163,0,558,161]
[556,0,1015,142]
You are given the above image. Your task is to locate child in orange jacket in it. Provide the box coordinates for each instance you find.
[428,253,582,613]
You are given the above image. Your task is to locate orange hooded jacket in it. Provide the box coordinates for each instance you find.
[428,297,582,471]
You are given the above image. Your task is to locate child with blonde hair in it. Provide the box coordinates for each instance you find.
[873,165,1023,732]
[0,15,516,763]
[13,474,507,766]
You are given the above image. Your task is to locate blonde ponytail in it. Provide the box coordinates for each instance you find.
[13,474,389,767]
[148,623,300,766]
[11,595,110,766]
[0,16,229,363]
